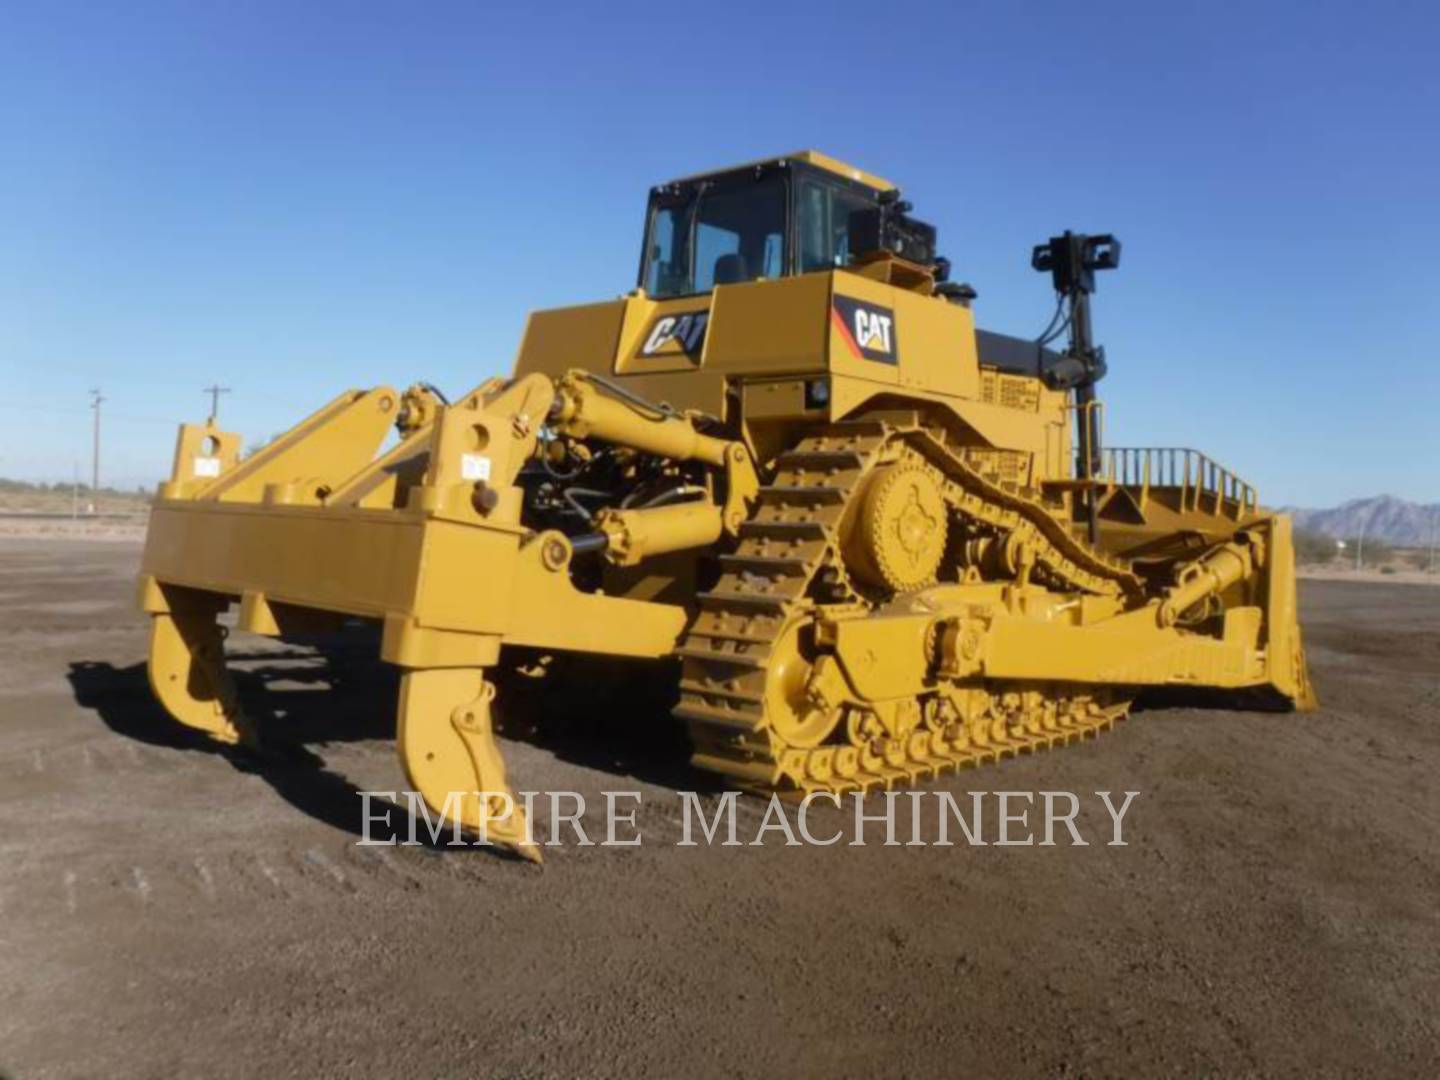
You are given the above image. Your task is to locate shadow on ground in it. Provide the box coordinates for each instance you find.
[67,640,403,840]
[492,649,714,792]
[66,639,714,841]
[1133,684,1299,715]
[67,627,1298,843]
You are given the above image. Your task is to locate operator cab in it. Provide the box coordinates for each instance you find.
[639,151,939,299]
[637,152,1110,394]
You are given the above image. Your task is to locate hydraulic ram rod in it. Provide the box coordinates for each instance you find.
[550,372,732,467]
[1157,537,1258,628]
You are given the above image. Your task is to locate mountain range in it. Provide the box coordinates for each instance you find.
[1284,495,1440,546]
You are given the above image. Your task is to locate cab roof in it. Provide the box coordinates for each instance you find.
[664,150,896,194]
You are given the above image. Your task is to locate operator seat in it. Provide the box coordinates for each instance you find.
[713,253,749,285]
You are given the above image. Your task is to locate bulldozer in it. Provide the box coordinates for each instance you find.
[137,151,1315,860]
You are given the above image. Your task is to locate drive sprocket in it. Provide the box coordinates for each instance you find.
[846,460,948,592]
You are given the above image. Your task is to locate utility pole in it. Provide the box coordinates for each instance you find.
[71,461,79,520]
[203,384,231,423]
[89,389,103,515]
[1429,506,1437,574]
[1355,501,1380,572]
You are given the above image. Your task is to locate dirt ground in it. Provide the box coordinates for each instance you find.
[0,539,1436,1079]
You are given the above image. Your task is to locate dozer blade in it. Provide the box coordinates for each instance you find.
[1149,512,1317,710]
[1255,514,1318,710]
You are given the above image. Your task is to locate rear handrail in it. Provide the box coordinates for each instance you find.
[1098,447,1257,518]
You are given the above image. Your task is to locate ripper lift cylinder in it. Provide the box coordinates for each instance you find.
[552,375,731,467]
[594,500,725,566]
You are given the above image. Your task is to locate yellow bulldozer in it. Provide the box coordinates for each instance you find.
[137,151,1315,859]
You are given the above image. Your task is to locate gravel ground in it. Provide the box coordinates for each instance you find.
[0,538,1436,1078]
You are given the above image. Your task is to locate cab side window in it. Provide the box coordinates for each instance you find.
[644,203,690,297]
[797,178,874,272]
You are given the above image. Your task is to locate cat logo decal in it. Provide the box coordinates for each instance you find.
[639,311,710,357]
[830,297,897,364]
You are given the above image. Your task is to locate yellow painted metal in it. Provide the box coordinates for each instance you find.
[553,371,731,466]
[141,581,254,747]
[165,421,242,497]
[550,369,758,533]
[824,610,937,703]
[596,501,724,566]
[844,461,949,591]
[665,149,895,193]
[136,151,1316,860]
[761,614,844,749]
[397,668,539,861]
[1158,536,1257,627]
[170,387,400,505]
[1256,515,1318,709]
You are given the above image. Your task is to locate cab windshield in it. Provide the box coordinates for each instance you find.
[642,173,786,298]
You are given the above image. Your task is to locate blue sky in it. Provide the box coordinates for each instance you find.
[2,1,1436,506]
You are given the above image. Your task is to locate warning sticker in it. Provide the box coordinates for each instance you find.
[461,454,492,482]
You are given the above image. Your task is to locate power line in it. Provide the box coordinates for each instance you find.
[0,401,175,424]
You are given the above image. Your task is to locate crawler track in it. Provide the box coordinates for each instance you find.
[676,420,1135,794]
